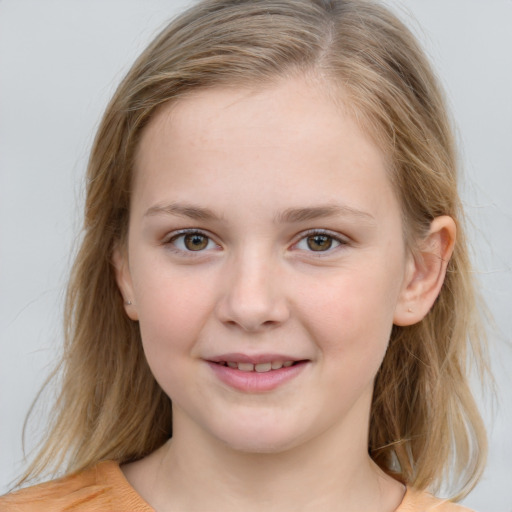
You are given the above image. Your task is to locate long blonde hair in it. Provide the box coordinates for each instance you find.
[21,0,487,498]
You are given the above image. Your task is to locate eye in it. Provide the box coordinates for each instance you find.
[167,231,218,252]
[294,231,345,253]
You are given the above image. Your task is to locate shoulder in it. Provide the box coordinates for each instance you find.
[0,461,154,512]
[398,487,476,512]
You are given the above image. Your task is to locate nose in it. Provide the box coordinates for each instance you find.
[215,250,290,332]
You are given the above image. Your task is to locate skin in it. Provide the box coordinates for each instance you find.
[114,76,455,512]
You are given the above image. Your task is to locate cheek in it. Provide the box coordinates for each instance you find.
[132,250,214,329]
[296,260,403,364]
[129,259,217,384]
[137,283,199,345]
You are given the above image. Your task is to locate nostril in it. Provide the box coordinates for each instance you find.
[215,282,291,331]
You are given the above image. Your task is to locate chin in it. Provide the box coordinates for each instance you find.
[212,419,309,455]
[223,437,299,455]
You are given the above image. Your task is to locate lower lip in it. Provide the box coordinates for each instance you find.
[207,361,308,392]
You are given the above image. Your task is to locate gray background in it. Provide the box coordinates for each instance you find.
[0,1,511,510]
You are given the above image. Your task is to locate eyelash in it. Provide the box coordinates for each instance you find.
[292,229,349,255]
[164,229,220,256]
[163,229,349,256]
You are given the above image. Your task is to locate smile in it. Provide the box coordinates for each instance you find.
[207,355,309,392]
[215,361,295,372]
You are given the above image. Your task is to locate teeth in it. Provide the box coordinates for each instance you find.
[255,362,272,373]
[222,361,296,371]
[237,362,254,372]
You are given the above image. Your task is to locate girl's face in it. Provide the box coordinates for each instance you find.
[116,77,414,454]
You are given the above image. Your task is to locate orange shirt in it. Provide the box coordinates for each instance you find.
[0,460,475,511]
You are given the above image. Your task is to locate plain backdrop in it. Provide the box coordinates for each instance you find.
[0,1,511,510]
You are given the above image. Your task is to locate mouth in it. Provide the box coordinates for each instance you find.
[206,355,309,392]
[213,360,300,372]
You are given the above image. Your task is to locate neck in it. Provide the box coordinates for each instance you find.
[162,434,383,511]
[126,402,405,512]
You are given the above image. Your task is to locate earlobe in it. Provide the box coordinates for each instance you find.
[112,246,139,321]
[393,216,456,326]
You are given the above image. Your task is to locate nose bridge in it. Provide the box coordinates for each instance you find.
[217,243,289,331]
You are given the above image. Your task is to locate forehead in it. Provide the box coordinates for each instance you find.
[136,76,390,168]
[132,76,398,220]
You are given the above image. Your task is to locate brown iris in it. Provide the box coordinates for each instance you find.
[307,234,333,251]
[184,233,209,251]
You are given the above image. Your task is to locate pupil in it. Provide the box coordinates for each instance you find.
[307,234,332,251]
[185,234,208,251]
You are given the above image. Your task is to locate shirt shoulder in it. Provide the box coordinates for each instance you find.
[0,461,154,512]
[398,487,476,512]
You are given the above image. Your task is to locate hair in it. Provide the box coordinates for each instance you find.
[20,0,487,499]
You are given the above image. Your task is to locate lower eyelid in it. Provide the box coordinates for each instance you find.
[295,239,339,251]
[293,232,347,252]
[162,230,216,250]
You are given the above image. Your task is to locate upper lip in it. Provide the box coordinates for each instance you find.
[207,353,305,364]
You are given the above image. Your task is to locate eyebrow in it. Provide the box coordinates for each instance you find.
[145,202,221,221]
[274,205,376,224]
[144,202,375,224]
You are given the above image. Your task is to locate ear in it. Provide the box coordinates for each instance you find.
[112,245,139,321]
[393,216,456,326]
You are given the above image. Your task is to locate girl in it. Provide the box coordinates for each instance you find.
[1,0,489,510]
